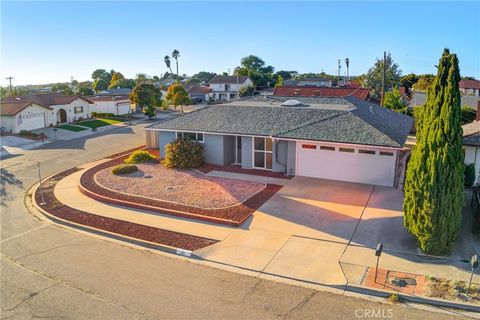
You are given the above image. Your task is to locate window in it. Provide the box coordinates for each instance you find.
[225,84,230,91]
[176,131,204,143]
[358,149,375,155]
[339,147,355,153]
[320,146,335,151]
[74,106,83,114]
[379,151,394,156]
[253,137,273,170]
[302,144,316,150]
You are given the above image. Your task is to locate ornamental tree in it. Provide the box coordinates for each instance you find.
[165,84,190,114]
[403,48,464,255]
[129,83,162,119]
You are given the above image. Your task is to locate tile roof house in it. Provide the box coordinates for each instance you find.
[1,93,92,133]
[187,86,212,103]
[459,79,480,96]
[146,95,413,187]
[208,75,253,103]
[273,86,371,101]
[87,94,132,115]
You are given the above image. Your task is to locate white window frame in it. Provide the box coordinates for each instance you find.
[176,131,204,143]
[252,137,273,170]
[74,106,84,114]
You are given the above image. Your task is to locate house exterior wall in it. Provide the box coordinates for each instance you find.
[241,136,253,169]
[0,116,15,133]
[210,79,253,102]
[1,104,50,133]
[223,135,235,164]
[91,100,132,115]
[203,134,225,165]
[297,80,333,87]
[45,98,91,125]
[286,140,296,175]
[460,88,480,96]
[158,131,176,157]
[189,93,209,102]
[465,145,480,183]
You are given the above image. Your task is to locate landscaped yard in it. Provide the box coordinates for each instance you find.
[77,118,123,129]
[57,124,88,132]
[94,163,266,209]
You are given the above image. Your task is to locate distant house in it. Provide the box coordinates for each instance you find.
[209,75,253,102]
[273,86,371,101]
[463,105,480,183]
[410,91,479,109]
[188,86,212,103]
[297,77,333,87]
[97,88,132,96]
[1,93,92,132]
[88,94,132,115]
[460,79,480,96]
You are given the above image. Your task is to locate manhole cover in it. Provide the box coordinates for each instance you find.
[165,186,175,191]
[389,277,416,287]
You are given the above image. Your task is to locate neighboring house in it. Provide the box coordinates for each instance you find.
[209,75,253,102]
[2,94,92,129]
[410,91,479,109]
[188,86,212,103]
[1,100,52,133]
[297,77,333,87]
[273,86,371,100]
[87,94,132,115]
[145,95,412,187]
[463,120,480,183]
[460,79,480,96]
[97,88,132,96]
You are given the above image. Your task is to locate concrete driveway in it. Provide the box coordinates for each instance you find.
[1,135,47,158]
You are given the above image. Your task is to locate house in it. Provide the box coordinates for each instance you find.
[460,79,480,96]
[96,88,132,96]
[145,95,413,187]
[410,91,479,109]
[297,77,333,87]
[188,86,212,103]
[273,86,371,101]
[87,94,132,115]
[463,102,480,183]
[1,93,92,132]
[209,75,253,102]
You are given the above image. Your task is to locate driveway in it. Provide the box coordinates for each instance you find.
[1,135,47,158]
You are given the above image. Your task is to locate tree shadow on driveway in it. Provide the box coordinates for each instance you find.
[0,168,23,206]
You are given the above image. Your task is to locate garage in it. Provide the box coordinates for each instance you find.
[296,142,398,187]
[18,112,46,131]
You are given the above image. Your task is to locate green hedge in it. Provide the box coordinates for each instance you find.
[163,138,203,169]
[465,163,476,188]
[91,112,115,118]
[124,150,156,164]
[111,164,138,175]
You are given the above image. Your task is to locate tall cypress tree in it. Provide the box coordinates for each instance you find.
[403,49,464,255]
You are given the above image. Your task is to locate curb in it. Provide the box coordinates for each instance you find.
[30,182,193,258]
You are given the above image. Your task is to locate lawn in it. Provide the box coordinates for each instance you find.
[77,118,123,129]
[57,124,88,132]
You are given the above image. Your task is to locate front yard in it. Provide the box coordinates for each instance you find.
[57,124,88,132]
[77,118,123,129]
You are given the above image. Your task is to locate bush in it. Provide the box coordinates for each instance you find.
[461,105,476,125]
[465,163,476,188]
[124,150,156,164]
[111,164,138,175]
[19,130,38,137]
[91,112,114,118]
[163,138,203,169]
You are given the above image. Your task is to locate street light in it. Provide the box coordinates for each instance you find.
[375,243,383,283]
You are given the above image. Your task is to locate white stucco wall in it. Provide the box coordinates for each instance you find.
[45,98,91,125]
[91,100,132,115]
[465,146,480,183]
[1,104,49,133]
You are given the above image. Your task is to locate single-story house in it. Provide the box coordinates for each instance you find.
[188,86,212,103]
[463,120,480,183]
[273,86,371,101]
[87,94,132,115]
[1,100,52,133]
[410,91,479,109]
[1,94,92,132]
[146,96,413,187]
[460,79,480,97]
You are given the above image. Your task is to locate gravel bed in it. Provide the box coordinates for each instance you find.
[35,168,217,251]
[80,156,281,223]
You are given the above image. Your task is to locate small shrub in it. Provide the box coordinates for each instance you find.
[91,112,97,117]
[111,164,138,175]
[19,130,38,137]
[163,138,203,169]
[465,163,476,188]
[387,293,401,303]
[124,150,156,164]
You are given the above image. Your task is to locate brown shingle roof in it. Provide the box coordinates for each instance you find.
[273,86,371,100]
[2,93,93,106]
[460,79,480,90]
[0,100,52,116]
[463,121,480,146]
[188,86,212,94]
[209,75,250,84]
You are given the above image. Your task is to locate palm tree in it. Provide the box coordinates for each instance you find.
[172,49,180,82]
[164,55,173,76]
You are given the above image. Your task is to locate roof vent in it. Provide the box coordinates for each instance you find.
[281,99,305,107]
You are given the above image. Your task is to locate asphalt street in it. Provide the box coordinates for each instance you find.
[0,122,471,319]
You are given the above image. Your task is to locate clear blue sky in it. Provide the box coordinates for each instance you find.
[1,1,479,85]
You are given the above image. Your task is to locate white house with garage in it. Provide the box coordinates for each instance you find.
[145,95,413,187]
[209,75,253,102]
[1,94,92,132]
[87,94,132,115]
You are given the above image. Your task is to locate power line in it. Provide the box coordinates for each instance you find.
[5,76,13,94]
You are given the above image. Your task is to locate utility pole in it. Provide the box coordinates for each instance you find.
[5,77,13,94]
[381,51,386,106]
[337,60,341,87]
[345,58,350,81]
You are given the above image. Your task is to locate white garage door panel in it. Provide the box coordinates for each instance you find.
[296,143,396,187]
[19,113,45,131]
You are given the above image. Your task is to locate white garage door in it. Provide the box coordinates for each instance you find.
[296,142,397,187]
[18,113,45,131]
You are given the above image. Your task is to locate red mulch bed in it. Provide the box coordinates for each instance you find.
[80,155,282,225]
[35,168,217,251]
[198,164,292,180]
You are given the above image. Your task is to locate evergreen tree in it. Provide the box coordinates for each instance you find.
[403,49,464,255]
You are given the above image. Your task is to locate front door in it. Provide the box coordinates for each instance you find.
[235,136,242,164]
[253,137,273,170]
[57,109,67,123]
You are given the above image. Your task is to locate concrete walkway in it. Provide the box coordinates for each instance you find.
[205,170,290,186]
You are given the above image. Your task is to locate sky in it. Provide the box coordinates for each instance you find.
[1,1,479,86]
